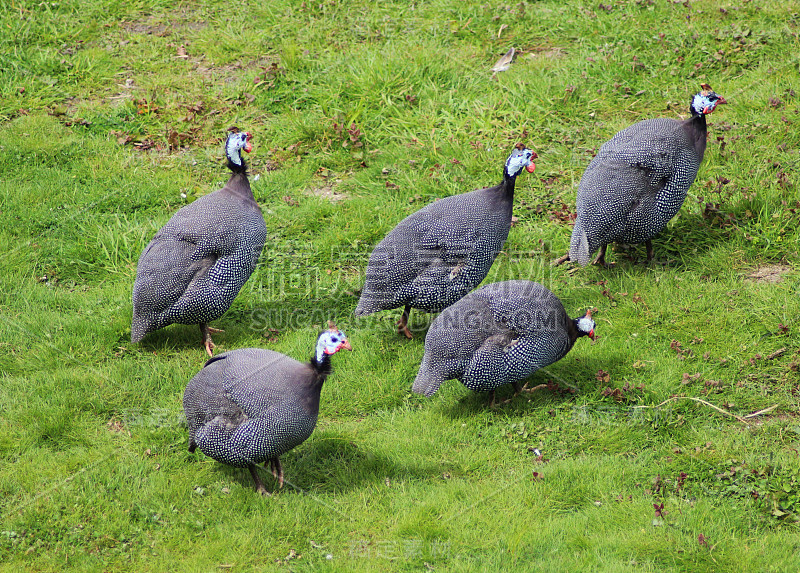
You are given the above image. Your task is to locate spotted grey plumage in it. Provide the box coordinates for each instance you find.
[131,130,267,355]
[183,324,352,495]
[557,84,726,266]
[412,280,595,400]
[355,144,537,338]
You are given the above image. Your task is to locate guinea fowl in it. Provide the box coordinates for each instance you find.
[355,144,537,338]
[131,129,267,356]
[412,280,595,403]
[554,84,726,266]
[183,322,352,495]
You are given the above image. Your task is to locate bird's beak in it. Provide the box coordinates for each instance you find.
[704,97,727,114]
[244,132,253,153]
[341,340,353,351]
[588,330,595,341]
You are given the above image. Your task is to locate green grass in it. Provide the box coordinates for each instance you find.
[1,0,800,570]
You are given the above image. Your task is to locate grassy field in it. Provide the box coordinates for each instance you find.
[1,0,800,570]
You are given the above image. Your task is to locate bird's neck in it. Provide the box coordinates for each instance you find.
[500,173,517,199]
[223,172,256,204]
[683,111,708,161]
[300,357,329,414]
[568,318,583,346]
[310,353,333,380]
[227,154,247,174]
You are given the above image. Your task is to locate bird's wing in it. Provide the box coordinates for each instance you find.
[166,196,244,260]
[580,128,678,205]
[412,292,497,394]
[358,206,487,311]
[407,203,504,294]
[140,194,262,309]
[133,231,216,319]
[594,118,695,195]
[220,350,308,418]
[135,194,243,302]
[464,328,572,388]
[463,282,572,386]
[461,330,520,389]
[186,349,307,424]
[575,120,692,246]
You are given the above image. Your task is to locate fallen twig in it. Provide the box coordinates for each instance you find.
[632,396,753,424]
[766,348,787,360]
[744,404,779,419]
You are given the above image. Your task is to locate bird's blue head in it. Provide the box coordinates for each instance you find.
[315,322,353,364]
[504,143,537,178]
[225,129,253,169]
[690,84,727,116]
[575,309,596,340]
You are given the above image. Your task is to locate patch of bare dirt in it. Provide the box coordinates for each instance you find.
[745,264,791,284]
[524,46,566,59]
[120,7,208,37]
[305,186,348,203]
[192,56,278,85]
[120,20,170,37]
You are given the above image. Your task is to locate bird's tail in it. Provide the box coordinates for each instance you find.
[412,358,446,397]
[130,315,148,343]
[354,296,376,317]
[568,222,591,267]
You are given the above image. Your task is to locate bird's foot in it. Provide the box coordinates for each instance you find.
[492,394,515,407]
[249,464,272,496]
[552,254,570,266]
[396,306,414,339]
[591,257,615,268]
[200,324,223,357]
[267,458,284,488]
[518,382,549,395]
[492,393,524,407]
[397,321,414,339]
[491,383,520,407]
[645,240,654,265]
[591,245,615,268]
[491,382,550,407]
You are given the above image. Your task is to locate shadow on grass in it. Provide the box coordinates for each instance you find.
[130,325,209,356]
[583,211,739,271]
[128,291,364,355]
[443,382,578,418]
[128,297,354,355]
[292,433,446,491]
[437,361,623,418]
[189,434,446,495]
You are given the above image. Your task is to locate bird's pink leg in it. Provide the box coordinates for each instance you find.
[397,305,413,339]
[200,324,225,356]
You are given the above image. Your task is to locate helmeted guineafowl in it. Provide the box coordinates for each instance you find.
[554,84,726,266]
[355,144,537,338]
[412,280,594,404]
[131,129,267,355]
[183,322,352,495]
